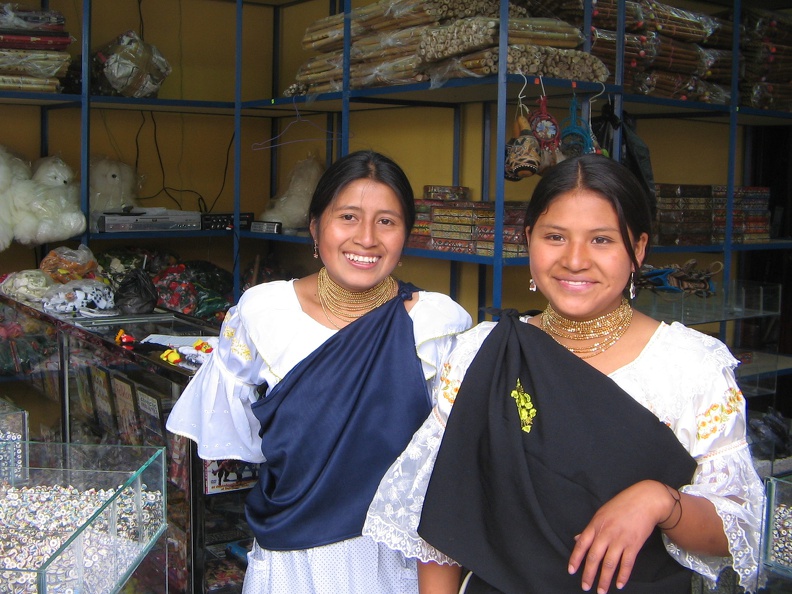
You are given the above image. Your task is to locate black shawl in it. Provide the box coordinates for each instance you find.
[419,314,696,593]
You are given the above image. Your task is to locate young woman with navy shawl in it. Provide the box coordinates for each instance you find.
[363,154,765,594]
[166,150,472,594]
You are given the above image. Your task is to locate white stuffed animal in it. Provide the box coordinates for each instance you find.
[260,153,324,230]
[0,145,31,251]
[89,156,140,213]
[10,155,86,246]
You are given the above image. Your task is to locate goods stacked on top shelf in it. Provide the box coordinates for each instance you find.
[538,0,792,112]
[0,3,73,92]
[407,186,529,257]
[654,184,771,246]
[284,0,608,96]
[740,7,792,111]
[576,0,734,103]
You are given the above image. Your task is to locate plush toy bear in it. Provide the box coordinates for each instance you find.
[260,153,324,230]
[89,156,140,213]
[10,155,86,246]
[0,145,31,251]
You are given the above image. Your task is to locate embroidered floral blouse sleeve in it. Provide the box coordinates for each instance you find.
[363,322,495,564]
[165,304,270,464]
[610,322,765,592]
[663,359,764,591]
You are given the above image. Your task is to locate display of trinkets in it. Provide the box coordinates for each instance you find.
[0,400,27,482]
[0,442,166,593]
[763,475,792,576]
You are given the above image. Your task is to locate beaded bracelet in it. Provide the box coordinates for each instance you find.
[658,485,683,531]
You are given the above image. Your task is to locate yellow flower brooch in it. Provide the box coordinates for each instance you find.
[510,378,536,433]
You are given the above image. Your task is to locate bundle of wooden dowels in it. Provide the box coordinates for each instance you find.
[448,43,609,82]
[290,5,612,95]
[302,0,529,53]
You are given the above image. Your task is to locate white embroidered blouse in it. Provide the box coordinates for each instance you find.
[166,279,473,464]
[363,319,766,593]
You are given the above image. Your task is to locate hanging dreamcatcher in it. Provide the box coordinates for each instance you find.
[528,78,560,175]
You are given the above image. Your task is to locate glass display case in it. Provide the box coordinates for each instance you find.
[0,294,252,593]
[761,474,792,593]
[0,399,27,443]
[0,400,28,483]
[0,441,166,593]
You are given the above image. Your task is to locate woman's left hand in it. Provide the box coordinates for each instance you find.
[567,480,674,593]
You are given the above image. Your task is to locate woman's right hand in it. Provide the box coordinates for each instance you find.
[567,480,678,593]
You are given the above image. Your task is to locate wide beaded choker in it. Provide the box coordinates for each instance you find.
[541,298,633,359]
[317,266,397,327]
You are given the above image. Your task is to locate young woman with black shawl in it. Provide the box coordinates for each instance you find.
[167,150,472,594]
[364,154,764,594]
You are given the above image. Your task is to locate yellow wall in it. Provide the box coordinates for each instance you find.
[0,0,739,322]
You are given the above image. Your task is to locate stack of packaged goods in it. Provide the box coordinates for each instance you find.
[653,183,772,246]
[408,186,529,257]
[284,0,608,96]
[712,186,772,244]
[740,8,792,111]
[654,184,714,246]
[0,3,73,92]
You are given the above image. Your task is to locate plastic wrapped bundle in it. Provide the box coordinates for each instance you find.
[741,82,792,111]
[590,28,659,82]
[0,270,55,303]
[632,69,730,104]
[532,0,647,32]
[0,48,70,78]
[38,244,99,283]
[641,0,733,48]
[0,3,66,30]
[92,30,171,98]
[742,7,792,46]
[41,279,115,313]
[441,43,609,83]
[10,155,85,246]
[743,40,792,84]
[350,55,426,89]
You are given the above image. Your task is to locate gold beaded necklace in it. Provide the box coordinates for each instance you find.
[317,267,397,328]
[541,298,633,359]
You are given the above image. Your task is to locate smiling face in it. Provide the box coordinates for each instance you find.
[310,178,407,292]
[526,189,648,321]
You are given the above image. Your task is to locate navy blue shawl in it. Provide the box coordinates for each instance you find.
[419,314,697,594]
[247,283,431,550]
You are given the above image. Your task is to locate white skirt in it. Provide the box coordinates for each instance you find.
[242,535,418,594]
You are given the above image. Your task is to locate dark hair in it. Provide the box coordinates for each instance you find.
[308,150,415,237]
[524,154,653,273]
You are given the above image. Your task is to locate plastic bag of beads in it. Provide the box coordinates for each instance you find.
[41,279,115,313]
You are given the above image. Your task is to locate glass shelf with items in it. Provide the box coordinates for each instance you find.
[634,280,787,396]
[0,441,167,594]
[633,280,781,327]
